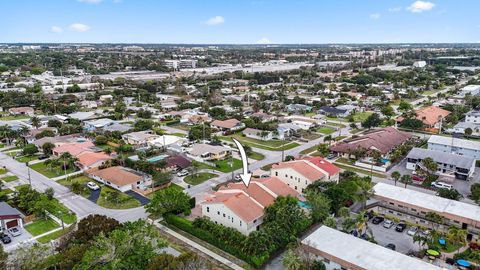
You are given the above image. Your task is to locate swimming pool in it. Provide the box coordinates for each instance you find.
[147,155,168,163]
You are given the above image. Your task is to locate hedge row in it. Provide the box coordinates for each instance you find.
[164,214,268,268]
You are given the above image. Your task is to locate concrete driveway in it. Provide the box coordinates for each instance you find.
[2,227,34,252]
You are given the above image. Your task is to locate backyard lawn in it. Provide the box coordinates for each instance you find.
[97,185,141,209]
[220,133,299,151]
[146,183,184,200]
[248,151,265,161]
[184,173,217,185]
[29,161,78,178]
[1,175,18,182]
[25,218,59,236]
[351,112,373,122]
[191,159,242,173]
[317,127,336,135]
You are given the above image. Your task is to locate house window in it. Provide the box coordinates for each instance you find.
[223,213,226,218]
[217,211,220,215]
[206,207,209,213]
[240,221,242,226]
[275,172,278,176]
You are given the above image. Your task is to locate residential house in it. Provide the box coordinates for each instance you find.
[165,155,192,172]
[286,104,313,114]
[318,106,349,118]
[406,147,475,180]
[122,130,160,146]
[68,111,96,122]
[452,109,480,135]
[8,107,34,116]
[428,135,480,159]
[102,122,132,133]
[243,128,274,141]
[147,135,187,148]
[302,226,442,270]
[250,111,277,122]
[271,157,340,193]
[211,119,245,133]
[76,151,113,170]
[0,202,24,231]
[83,118,115,132]
[396,106,450,130]
[201,177,300,235]
[188,144,231,161]
[52,140,98,157]
[88,166,151,192]
[330,127,412,159]
[283,115,323,130]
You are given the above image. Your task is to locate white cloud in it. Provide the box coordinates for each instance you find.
[257,37,271,44]
[204,16,225,26]
[69,23,90,32]
[78,0,103,3]
[407,1,435,13]
[388,7,402,12]
[369,13,381,20]
[50,26,63,33]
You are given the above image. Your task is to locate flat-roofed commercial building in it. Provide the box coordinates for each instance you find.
[428,135,480,159]
[301,226,443,270]
[372,183,480,236]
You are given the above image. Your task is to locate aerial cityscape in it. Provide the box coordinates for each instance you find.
[1,0,480,269]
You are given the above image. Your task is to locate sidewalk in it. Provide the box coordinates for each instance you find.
[152,219,245,270]
[51,170,83,181]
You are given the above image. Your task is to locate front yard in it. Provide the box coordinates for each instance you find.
[29,161,78,178]
[25,218,60,236]
[317,127,336,135]
[184,173,217,185]
[57,175,92,198]
[220,133,300,151]
[97,185,141,209]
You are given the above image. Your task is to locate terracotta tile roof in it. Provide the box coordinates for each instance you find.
[330,127,412,155]
[77,151,112,167]
[302,157,340,176]
[8,107,34,114]
[414,106,451,126]
[53,141,95,156]
[272,160,326,181]
[89,166,143,187]
[256,177,301,197]
[211,118,241,129]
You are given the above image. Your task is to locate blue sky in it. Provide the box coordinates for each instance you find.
[1,0,479,44]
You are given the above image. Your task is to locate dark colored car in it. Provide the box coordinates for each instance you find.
[371,216,385,224]
[385,243,396,250]
[395,223,407,232]
[364,211,374,220]
[38,155,49,160]
[1,234,11,244]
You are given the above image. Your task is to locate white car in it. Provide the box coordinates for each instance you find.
[407,226,418,236]
[431,181,453,190]
[177,170,189,177]
[383,220,395,229]
[7,227,21,237]
[87,181,100,191]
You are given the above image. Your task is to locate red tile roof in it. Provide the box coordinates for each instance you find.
[211,119,241,129]
[302,157,340,176]
[272,160,326,181]
[77,151,112,168]
[53,141,95,156]
[89,166,143,187]
[330,127,411,155]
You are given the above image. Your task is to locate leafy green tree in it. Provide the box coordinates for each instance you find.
[188,124,211,141]
[146,187,191,217]
[282,249,303,270]
[447,226,467,253]
[305,190,331,222]
[381,106,395,119]
[30,116,41,129]
[316,144,330,157]
[437,188,463,201]
[0,245,7,270]
[391,171,401,186]
[361,113,382,129]
[22,144,38,156]
[94,135,108,145]
[134,119,154,131]
[72,214,120,245]
[471,183,480,203]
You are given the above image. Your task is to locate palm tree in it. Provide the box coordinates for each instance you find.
[447,226,467,253]
[391,171,401,186]
[104,147,112,156]
[337,206,350,219]
[31,116,41,129]
[355,179,374,210]
[400,174,412,188]
[413,234,428,250]
[282,249,303,270]
[422,157,438,176]
[323,216,337,229]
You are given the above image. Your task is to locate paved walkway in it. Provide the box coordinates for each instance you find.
[153,219,245,270]
[51,170,83,181]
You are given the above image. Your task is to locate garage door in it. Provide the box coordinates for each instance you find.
[6,219,18,228]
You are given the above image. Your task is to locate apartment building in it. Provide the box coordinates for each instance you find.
[428,135,480,159]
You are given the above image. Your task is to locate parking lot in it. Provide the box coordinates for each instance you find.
[368,219,420,255]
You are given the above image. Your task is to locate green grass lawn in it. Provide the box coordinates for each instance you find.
[170,133,187,138]
[146,183,184,200]
[220,133,300,151]
[97,185,141,209]
[57,175,91,198]
[194,158,243,173]
[352,112,373,122]
[300,144,321,155]
[0,115,30,121]
[16,155,39,163]
[335,135,348,141]
[333,162,386,178]
[36,227,72,244]
[29,161,78,178]
[350,129,364,134]
[0,144,4,148]
[48,199,77,224]
[25,218,60,236]
[326,116,347,122]
[1,175,18,182]
[326,121,347,128]
[248,151,265,161]
[317,127,336,135]
[15,184,30,190]
[0,168,7,175]
[184,173,217,185]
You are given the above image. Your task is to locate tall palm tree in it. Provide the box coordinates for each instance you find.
[355,179,374,210]
[30,116,41,129]
[391,171,401,186]
[400,174,412,188]
[282,249,303,270]
[413,234,428,250]
[447,226,467,254]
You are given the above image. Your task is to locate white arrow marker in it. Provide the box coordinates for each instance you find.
[232,138,252,187]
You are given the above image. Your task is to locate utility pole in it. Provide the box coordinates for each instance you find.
[26,162,32,187]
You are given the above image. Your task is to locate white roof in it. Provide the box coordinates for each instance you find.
[373,183,480,224]
[302,226,443,270]
[428,135,480,151]
[148,135,185,147]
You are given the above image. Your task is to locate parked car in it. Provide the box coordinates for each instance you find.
[7,227,21,237]
[383,220,395,229]
[326,153,336,159]
[372,216,385,225]
[176,170,189,177]
[412,174,424,182]
[431,181,453,190]
[385,243,396,250]
[0,233,11,244]
[407,226,418,236]
[421,229,431,236]
[38,155,49,160]
[234,174,242,182]
[364,211,374,220]
[87,181,100,191]
[395,223,407,232]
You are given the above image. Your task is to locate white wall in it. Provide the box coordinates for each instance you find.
[271,167,313,193]
[201,203,260,235]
